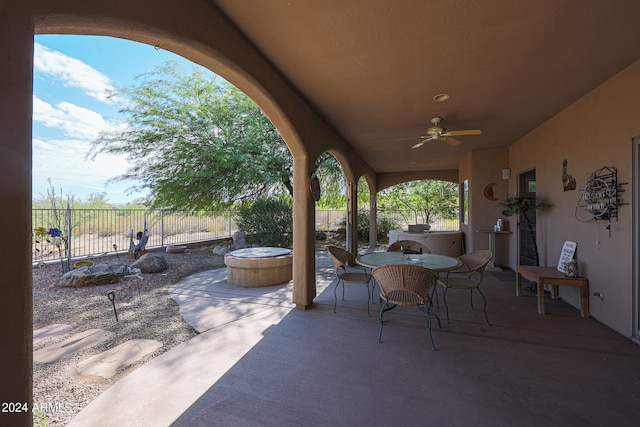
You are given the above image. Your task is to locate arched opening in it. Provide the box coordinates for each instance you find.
[377,179,460,233]
[32,35,310,424]
[33,5,331,312]
[379,179,465,257]
[2,6,343,420]
[313,150,377,255]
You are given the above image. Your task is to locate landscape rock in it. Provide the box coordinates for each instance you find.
[131,252,169,273]
[233,231,248,249]
[58,263,127,288]
[218,247,231,255]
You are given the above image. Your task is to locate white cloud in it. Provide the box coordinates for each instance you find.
[33,43,117,103]
[33,96,120,139]
[32,137,139,202]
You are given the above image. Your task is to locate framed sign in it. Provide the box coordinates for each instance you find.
[557,240,577,272]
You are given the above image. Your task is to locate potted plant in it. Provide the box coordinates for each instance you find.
[499,193,551,266]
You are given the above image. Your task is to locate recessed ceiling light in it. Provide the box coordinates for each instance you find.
[433,93,450,102]
[408,161,417,165]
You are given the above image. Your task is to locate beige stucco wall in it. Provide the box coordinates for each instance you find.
[459,147,509,261]
[507,59,640,336]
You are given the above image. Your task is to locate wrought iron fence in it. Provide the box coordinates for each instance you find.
[314,209,459,232]
[32,209,237,263]
[32,208,459,263]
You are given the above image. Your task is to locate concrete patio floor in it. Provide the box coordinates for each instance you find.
[69,252,640,426]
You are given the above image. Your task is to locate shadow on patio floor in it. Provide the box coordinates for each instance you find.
[69,252,640,427]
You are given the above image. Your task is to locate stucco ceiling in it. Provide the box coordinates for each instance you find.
[211,0,640,173]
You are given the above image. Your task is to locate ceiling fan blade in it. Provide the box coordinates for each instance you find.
[446,129,482,137]
[411,141,425,149]
[443,137,462,146]
[411,137,433,149]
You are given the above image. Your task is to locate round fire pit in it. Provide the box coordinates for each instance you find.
[224,247,293,288]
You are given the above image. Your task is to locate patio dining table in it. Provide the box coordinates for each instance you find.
[357,251,462,272]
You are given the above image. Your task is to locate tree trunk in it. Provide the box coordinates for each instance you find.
[522,211,540,266]
[282,176,293,197]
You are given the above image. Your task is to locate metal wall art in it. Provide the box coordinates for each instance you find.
[580,166,626,236]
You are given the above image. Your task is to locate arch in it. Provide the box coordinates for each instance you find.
[376,169,459,193]
[2,6,383,414]
[33,0,309,160]
[27,0,377,311]
[322,148,357,184]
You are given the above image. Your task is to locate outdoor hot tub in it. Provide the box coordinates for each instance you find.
[224,247,293,288]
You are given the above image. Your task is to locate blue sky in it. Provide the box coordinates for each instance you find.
[33,35,211,204]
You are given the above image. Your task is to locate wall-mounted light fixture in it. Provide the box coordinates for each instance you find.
[502,168,511,180]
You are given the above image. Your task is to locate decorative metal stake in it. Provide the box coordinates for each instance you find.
[113,243,120,260]
[107,290,118,322]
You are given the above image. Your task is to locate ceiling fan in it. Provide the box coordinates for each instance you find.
[411,117,482,148]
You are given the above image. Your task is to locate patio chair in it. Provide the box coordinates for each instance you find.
[327,246,374,316]
[387,240,430,254]
[438,249,493,325]
[372,264,441,350]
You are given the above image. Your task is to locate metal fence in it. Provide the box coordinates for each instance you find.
[314,209,459,232]
[32,209,237,263]
[32,208,459,263]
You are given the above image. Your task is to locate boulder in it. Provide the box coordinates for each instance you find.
[233,231,248,249]
[58,263,127,288]
[130,252,168,273]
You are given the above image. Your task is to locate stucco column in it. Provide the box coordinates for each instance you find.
[346,180,358,256]
[292,156,316,308]
[369,192,377,248]
[0,9,34,426]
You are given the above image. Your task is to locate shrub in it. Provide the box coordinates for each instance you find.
[338,210,399,241]
[236,198,293,247]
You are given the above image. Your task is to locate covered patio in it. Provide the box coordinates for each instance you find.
[2,1,640,425]
[67,253,640,426]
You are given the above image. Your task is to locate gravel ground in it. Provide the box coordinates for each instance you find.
[32,233,350,426]
[32,242,228,426]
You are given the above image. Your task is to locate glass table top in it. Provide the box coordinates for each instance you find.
[357,252,461,272]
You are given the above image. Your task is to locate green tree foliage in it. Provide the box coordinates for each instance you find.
[378,180,458,225]
[314,152,344,208]
[314,152,371,209]
[236,198,293,247]
[82,192,110,208]
[88,62,293,210]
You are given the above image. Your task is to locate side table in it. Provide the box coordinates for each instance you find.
[476,230,511,271]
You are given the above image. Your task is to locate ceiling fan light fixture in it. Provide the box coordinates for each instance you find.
[433,93,450,102]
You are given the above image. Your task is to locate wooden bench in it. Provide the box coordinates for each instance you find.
[516,265,589,317]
